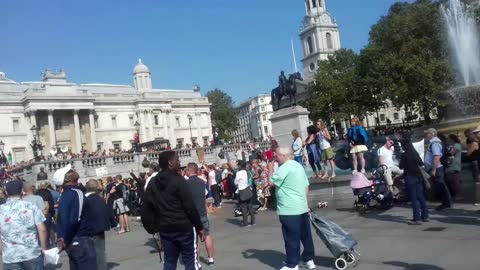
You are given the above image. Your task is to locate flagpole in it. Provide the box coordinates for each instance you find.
[291,38,298,73]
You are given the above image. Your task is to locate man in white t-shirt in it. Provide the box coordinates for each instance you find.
[377,139,403,188]
[208,165,221,208]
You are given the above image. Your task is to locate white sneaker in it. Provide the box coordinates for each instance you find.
[352,170,358,175]
[280,266,298,270]
[299,260,316,269]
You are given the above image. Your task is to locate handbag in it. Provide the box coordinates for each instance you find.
[238,187,253,201]
[418,166,431,190]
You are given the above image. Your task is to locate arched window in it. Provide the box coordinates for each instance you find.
[326,32,333,49]
[312,0,317,8]
[306,0,310,10]
[307,36,314,54]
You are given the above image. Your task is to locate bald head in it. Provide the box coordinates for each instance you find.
[23,181,34,194]
[86,179,99,193]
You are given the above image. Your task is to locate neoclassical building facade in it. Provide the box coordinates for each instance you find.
[0,60,212,163]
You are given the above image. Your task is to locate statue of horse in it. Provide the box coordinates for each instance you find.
[271,72,303,110]
[286,72,303,107]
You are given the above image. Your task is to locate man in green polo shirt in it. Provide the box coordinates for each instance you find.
[271,146,316,270]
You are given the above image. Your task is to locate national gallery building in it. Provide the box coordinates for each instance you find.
[0,60,212,163]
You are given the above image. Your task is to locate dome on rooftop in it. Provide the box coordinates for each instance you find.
[133,59,150,74]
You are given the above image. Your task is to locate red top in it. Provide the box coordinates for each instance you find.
[265,150,273,160]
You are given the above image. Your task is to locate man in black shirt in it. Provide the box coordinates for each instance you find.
[36,181,55,247]
[141,151,205,270]
[186,163,215,267]
[104,176,118,229]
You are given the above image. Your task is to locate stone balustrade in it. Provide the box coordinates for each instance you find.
[10,142,271,184]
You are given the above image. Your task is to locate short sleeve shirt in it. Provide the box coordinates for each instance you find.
[22,195,45,213]
[425,137,443,171]
[270,160,309,215]
[377,146,395,168]
[0,199,45,263]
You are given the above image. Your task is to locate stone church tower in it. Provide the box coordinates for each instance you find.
[300,0,341,79]
[133,59,152,93]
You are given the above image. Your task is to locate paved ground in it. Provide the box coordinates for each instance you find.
[33,199,480,270]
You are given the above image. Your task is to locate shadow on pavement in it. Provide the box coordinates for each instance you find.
[242,249,333,269]
[383,261,447,270]
[432,215,480,226]
[225,218,242,226]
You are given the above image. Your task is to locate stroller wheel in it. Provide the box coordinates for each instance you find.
[335,258,348,270]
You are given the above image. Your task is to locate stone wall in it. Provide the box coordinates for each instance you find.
[9,142,270,184]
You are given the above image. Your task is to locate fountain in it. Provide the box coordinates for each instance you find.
[435,0,480,133]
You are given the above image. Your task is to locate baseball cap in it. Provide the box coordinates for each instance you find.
[5,180,23,196]
[424,128,437,136]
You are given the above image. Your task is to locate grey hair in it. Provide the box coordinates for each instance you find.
[86,179,99,193]
[276,146,294,158]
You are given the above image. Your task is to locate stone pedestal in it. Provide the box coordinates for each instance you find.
[270,106,311,147]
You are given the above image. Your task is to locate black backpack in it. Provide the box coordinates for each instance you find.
[429,140,453,168]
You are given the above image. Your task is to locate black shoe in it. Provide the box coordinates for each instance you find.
[435,205,451,211]
[422,218,430,222]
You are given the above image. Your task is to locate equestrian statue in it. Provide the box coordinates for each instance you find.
[271,70,303,111]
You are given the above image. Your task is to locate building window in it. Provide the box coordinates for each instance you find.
[112,141,121,150]
[111,116,117,128]
[262,115,267,121]
[12,119,19,132]
[307,36,314,54]
[259,98,264,104]
[264,126,269,135]
[312,0,317,8]
[261,106,265,112]
[380,114,386,122]
[309,62,315,72]
[176,138,184,148]
[129,116,134,126]
[175,117,180,127]
[55,119,62,129]
[97,142,103,150]
[154,115,159,125]
[393,113,399,120]
[326,32,333,49]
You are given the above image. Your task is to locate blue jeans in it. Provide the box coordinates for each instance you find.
[279,213,315,268]
[3,256,44,270]
[405,175,429,221]
[430,167,452,207]
[66,236,97,270]
[294,155,303,165]
[160,229,198,270]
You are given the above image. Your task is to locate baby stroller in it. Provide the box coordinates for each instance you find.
[309,212,359,270]
[351,166,393,213]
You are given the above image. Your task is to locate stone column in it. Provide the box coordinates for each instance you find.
[167,109,175,144]
[73,109,82,152]
[138,110,147,143]
[148,109,155,141]
[161,109,169,141]
[195,113,202,144]
[206,112,213,141]
[29,110,37,128]
[47,110,56,148]
[88,110,97,152]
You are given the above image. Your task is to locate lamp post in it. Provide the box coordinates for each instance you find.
[0,140,4,166]
[134,121,140,152]
[30,125,43,161]
[187,114,193,147]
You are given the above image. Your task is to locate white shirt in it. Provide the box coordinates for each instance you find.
[318,130,331,150]
[292,137,303,156]
[221,169,229,179]
[208,171,217,185]
[236,150,243,160]
[234,170,249,191]
[378,146,395,168]
[144,172,158,191]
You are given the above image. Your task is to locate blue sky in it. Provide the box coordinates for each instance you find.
[1,0,412,103]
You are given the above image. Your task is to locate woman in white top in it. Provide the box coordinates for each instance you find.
[208,165,221,207]
[317,120,336,180]
[291,129,304,165]
[234,161,255,227]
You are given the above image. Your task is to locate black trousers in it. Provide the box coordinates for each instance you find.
[211,184,221,207]
[160,229,198,270]
[239,199,255,226]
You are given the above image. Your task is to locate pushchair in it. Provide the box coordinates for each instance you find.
[350,166,393,213]
[309,212,359,270]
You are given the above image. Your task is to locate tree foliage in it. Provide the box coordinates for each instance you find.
[304,0,453,124]
[206,89,238,140]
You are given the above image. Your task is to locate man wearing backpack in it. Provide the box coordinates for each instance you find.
[424,128,452,211]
